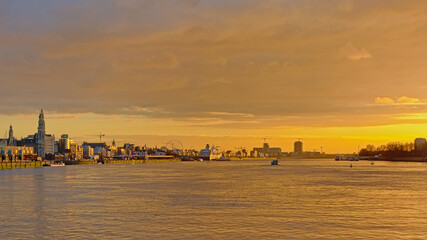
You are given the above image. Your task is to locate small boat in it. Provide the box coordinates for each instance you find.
[216,157,231,161]
[271,160,279,165]
[335,155,359,161]
[44,162,65,167]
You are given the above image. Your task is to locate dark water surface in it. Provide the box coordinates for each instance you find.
[1,159,426,239]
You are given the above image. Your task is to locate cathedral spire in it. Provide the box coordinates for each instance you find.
[38,109,45,134]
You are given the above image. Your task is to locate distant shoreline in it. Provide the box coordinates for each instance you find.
[0,158,181,170]
[2,156,426,171]
[360,157,427,163]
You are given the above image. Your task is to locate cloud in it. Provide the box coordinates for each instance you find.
[375,96,425,105]
[341,42,372,61]
[375,97,395,104]
[206,112,254,118]
[177,117,259,127]
[2,0,427,131]
[396,96,420,104]
[120,106,163,114]
[395,113,427,120]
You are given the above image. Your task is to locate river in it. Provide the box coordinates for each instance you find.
[1,159,426,239]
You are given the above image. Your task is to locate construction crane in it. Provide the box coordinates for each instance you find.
[98,132,105,143]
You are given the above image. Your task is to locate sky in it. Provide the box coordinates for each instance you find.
[1,0,427,153]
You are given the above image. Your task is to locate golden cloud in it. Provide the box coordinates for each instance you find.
[375,96,425,105]
[375,97,395,104]
[396,96,420,104]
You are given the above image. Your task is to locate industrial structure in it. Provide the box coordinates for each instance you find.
[251,142,282,158]
[294,140,303,154]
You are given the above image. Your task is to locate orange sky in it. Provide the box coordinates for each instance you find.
[1,0,427,152]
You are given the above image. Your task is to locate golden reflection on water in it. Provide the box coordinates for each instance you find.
[0,160,426,239]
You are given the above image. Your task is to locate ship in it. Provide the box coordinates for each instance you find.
[198,144,222,161]
[335,155,359,161]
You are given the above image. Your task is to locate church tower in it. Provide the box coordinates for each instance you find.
[37,109,46,158]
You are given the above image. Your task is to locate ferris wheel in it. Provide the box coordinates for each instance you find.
[166,140,184,150]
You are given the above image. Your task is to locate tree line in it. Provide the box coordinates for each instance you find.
[359,141,427,158]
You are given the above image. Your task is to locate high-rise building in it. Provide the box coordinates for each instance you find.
[8,125,15,146]
[294,141,303,153]
[59,134,73,153]
[54,141,59,154]
[45,134,55,155]
[36,109,46,158]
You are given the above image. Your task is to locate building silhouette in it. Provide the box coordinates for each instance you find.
[414,138,427,151]
[36,109,46,157]
[294,141,303,154]
[8,125,15,146]
[251,142,282,157]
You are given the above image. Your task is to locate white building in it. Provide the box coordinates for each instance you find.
[83,145,94,159]
[70,143,83,160]
[45,134,55,155]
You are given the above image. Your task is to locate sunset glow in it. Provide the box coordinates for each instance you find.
[2,0,427,152]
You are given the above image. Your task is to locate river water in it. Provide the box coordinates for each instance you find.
[1,159,426,239]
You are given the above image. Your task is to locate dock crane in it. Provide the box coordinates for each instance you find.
[98,132,105,143]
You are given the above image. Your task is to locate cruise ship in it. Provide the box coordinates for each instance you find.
[198,144,222,161]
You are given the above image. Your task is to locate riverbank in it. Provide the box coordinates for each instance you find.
[361,157,427,162]
[65,158,181,165]
[1,161,52,170]
[0,158,181,170]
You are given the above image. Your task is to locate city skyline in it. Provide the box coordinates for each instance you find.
[2,109,426,154]
[2,1,427,152]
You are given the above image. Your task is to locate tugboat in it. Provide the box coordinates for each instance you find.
[271,159,279,165]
